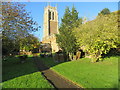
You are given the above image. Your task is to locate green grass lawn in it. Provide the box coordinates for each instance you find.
[41,56,119,88]
[2,56,53,88]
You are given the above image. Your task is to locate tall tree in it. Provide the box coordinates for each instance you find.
[56,6,82,60]
[2,2,38,55]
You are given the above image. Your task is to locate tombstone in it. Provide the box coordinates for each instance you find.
[53,50,64,62]
[59,53,64,62]
[76,51,81,60]
[53,53,59,62]
[63,52,69,61]
[73,55,76,60]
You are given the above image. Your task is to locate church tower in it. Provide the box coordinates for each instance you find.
[42,5,59,52]
[43,5,59,38]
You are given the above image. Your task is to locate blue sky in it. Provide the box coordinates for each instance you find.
[22,2,118,41]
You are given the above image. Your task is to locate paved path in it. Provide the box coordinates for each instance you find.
[34,57,83,89]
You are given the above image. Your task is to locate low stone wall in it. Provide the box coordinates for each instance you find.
[53,53,65,62]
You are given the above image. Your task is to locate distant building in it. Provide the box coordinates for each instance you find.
[42,5,59,52]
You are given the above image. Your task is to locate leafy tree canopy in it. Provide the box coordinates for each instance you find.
[73,11,119,62]
[98,8,111,15]
[2,2,39,55]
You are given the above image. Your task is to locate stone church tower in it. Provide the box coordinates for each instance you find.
[42,5,59,52]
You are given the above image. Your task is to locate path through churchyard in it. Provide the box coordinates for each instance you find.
[34,57,83,89]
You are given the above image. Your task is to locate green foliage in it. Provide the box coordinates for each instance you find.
[98,8,111,15]
[2,36,19,55]
[74,11,119,62]
[2,2,38,55]
[56,6,82,55]
[20,34,40,51]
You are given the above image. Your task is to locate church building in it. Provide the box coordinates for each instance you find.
[42,5,59,52]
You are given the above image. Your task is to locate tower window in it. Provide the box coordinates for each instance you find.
[49,11,51,20]
[52,12,54,20]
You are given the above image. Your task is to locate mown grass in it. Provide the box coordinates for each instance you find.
[2,56,53,88]
[52,56,118,88]
[41,56,119,88]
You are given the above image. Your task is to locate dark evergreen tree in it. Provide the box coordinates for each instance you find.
[56,6,82,60]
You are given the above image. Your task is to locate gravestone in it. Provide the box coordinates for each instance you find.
[76,51,81,60]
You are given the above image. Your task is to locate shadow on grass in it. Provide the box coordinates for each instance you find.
[2,54,66,83]
[33,56,66,73]
[35,56,67,69]
[102,48,120,58]
[2,56,38,82]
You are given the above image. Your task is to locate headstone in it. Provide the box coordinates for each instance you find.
[58,53,64,62]
[76,51,81,60]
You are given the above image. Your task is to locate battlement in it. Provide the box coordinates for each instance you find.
[45,5,57,10]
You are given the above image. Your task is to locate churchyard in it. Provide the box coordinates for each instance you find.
[2,2,119,89]
[1,52,119,88]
